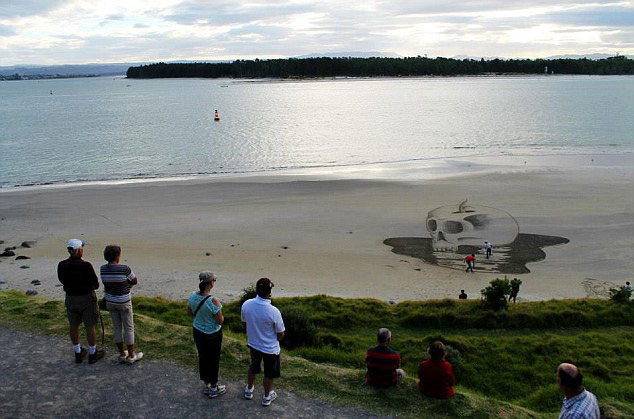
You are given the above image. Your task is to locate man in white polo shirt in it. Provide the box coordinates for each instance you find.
[241,278,285,406]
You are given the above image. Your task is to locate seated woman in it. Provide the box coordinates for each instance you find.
[417,341,456,399]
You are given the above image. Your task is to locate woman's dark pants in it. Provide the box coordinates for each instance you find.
[193,328,223,385]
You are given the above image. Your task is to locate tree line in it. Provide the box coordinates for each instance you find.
[126,56,634,79]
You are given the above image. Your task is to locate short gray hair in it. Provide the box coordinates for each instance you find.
[198,271,217,282]
[377,328,391,344]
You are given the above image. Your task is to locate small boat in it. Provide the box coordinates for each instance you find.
[213,110,220,121]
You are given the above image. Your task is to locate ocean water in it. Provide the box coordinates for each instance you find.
[1,75,633,188]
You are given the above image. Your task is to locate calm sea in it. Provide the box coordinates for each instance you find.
[1,75,633,188]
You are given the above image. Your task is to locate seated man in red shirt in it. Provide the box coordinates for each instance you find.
[365,328,405,387]
[418,341,456,399]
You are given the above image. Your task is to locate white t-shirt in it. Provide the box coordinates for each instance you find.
[241,296,285,355]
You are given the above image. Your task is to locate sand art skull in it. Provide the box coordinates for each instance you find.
[426,200,519,250]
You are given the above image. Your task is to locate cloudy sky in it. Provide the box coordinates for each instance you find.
[1,0,633,65]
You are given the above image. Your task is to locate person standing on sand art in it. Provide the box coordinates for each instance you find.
[100,245,143,364]
[459,290,468,299]
[188,271,226,398]
[241,278,285,406]
[509,278,522,303]
[484,241,492,259]
[465,254,475,273]
[57,239,104,364]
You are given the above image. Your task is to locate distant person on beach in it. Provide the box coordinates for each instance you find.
[509,278,522,303]
[241,278,285,406]
[484,241,492,259]
[188,271,226,398]
[557,363,600,419]
[417,341,456,399]
[100,245,143,364]
[465,254,475,272]
[57,239,104,364]
[625,282,633,293]
[365,328,405,387]
[459,290,467,299]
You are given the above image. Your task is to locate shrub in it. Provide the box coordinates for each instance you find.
[279,306,319,349]
[609,286,632,303]
[318,332,344,349]
[239,283,258,305]
[481,278,512,311]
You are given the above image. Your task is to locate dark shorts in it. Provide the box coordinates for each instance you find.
[65,293,99,328]
[248,346,281,379]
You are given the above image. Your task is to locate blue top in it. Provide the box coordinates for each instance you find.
[188,292,222,334]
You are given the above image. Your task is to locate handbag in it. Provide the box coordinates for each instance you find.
[98,297,108,311]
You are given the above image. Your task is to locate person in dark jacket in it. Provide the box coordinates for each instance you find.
[418,341,456,399]
[57,239,104,364]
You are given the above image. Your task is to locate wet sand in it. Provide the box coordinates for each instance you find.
[1,154,632,303]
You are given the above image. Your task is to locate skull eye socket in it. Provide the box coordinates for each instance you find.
[427,219,437,232]
[444,221,464,234]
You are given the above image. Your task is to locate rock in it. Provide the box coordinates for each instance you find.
[0,240,4,244]
[414,268,422,271]
[388,300,396,305]
[25,289,38,296]
[4,246,16,251]
[20,265,30,269]
[0,280,6,284]
[205,252,211,256]
[0,250,15,257]
[281,246,289,250]
[21,241,36,248]
[15,255,30,260]
[31,280,41,285]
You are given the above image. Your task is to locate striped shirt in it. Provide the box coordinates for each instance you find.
[100,263,135,303]
[365,345,401,387]
[559,390,600,419]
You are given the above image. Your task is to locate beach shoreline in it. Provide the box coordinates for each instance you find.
[1,154,632,303]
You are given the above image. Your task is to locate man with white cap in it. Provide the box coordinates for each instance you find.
[57,239,104,364]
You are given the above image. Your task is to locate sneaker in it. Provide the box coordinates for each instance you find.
[261,390,278,406]
[208,384,227,399]
[75,347,87,364]
[88,349,105,364]
[126,352,144,364]
[118,350,129,364]
[244,385,254,400]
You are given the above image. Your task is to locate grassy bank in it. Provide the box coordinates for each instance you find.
[1,291,633,418]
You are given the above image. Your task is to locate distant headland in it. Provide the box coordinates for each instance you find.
[126,55,634,79]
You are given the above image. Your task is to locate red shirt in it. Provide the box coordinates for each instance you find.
[365,345,401,387]
[418,359,456,399]
[465,255,475,263]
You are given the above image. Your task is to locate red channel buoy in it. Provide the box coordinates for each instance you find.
[213,110,220,121]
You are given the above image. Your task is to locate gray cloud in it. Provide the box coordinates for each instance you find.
[0,0,68,19]
[0,24,16,36]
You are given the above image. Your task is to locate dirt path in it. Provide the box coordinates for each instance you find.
[0,327,385,418]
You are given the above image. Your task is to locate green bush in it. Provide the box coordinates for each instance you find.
[279,306,319,349]
[239,283,258,305]
[481,278,512,311]
[609,286,632,303]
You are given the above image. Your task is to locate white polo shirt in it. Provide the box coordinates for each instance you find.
[241,296,285,355]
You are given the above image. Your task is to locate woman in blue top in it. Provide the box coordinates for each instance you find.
[187,271,226,398]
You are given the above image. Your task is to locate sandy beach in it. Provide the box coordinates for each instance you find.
[1,154,632,303]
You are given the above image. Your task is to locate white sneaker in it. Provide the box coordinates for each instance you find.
[126,352,144,364]
[118,350,129,364]
[244,384,254,400]
[208,384,227,398]
[261,390,277,406]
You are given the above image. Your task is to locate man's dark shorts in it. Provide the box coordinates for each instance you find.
[248,346,281,379]
[65,293,99,327]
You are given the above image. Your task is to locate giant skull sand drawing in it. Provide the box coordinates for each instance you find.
[384,200,569,274]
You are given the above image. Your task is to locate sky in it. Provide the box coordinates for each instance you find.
[0,0,633,65]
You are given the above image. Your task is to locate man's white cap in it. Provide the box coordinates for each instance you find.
[66,239,84,250]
